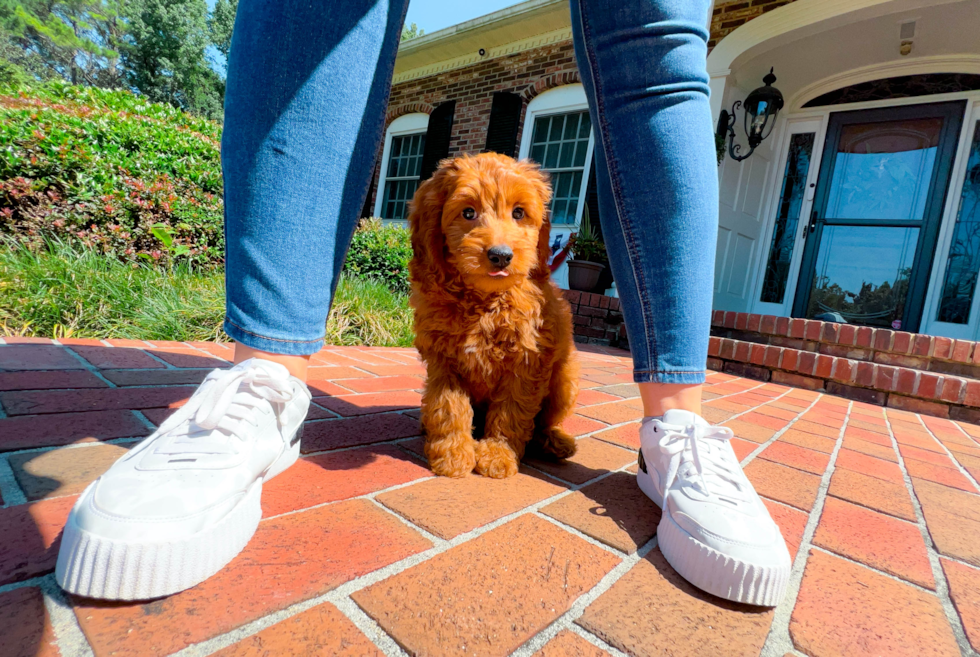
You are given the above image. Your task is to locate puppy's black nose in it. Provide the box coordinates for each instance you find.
[487,245,513,268]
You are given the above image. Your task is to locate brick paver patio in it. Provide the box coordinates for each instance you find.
[1,337,979,656]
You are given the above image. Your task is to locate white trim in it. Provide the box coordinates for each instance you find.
[748,92,980,336]
[518,84,595,290]
[750,116,828,317]
[789,55,980,111]
[706,0,969,78]
[919,99,980,339]
[518,84,595,229]
[393,28,572,84]
[373,113,429,220]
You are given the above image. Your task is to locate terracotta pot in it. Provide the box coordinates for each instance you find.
[567,260,605,292]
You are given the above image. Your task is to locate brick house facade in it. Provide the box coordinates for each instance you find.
[366,0,980,355]
[362,0,797,348]
[366,0,796,215]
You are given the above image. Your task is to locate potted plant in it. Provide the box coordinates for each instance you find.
[566,205,608,292]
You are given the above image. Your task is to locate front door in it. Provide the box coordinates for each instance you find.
[792,102,965,331]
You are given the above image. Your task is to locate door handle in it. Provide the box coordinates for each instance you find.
[802,211,818,240]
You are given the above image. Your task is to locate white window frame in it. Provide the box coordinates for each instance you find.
[518,85,596,290]
[518,84,595,231]
[920,97,980,339]
[373,113,429,223]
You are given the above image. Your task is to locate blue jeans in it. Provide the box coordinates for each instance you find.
[222,0,717,385]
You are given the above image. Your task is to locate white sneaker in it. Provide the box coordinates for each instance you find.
[637,409,791,606]
[56,358,311,600]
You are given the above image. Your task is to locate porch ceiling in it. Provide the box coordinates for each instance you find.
[725,0,980,110]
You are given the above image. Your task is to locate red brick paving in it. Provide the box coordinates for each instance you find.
[353,515,620,657]
[211,602,382,657]
[790,551,960,657]
[577,549,775,656]
[2,339,979,655]
[73,500,431,657]
[0,586,60,657]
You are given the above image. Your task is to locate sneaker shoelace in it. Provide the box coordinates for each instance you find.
[657,421,748,506]
[151,365,296,461]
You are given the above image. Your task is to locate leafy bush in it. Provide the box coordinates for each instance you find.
[0,78,225,267]
[0,239,414,347]
[343,218,412,294]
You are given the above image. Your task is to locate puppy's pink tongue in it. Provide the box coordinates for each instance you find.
[488,271,509,277]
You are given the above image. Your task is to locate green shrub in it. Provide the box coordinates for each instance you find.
[1,80,416,296]
[0,78,224,267]
[343,218,413,294]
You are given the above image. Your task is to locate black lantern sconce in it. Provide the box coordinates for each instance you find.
[716,68,784,162]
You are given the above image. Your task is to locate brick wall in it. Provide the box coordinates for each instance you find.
[366,0,800,212]
[563,290,627,348]
[367,42,579,213]
[708,0,797,49]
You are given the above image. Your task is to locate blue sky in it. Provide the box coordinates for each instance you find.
[405,0,524,34]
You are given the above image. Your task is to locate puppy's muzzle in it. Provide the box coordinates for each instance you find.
[487,245,514,270]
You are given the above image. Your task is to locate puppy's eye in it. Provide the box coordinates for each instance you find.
[512,207,525,220]
[462,207,476,220]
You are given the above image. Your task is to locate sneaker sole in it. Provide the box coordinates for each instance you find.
[637,450,790,607]
[56,427,302,601]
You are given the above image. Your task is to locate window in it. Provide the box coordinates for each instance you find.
[374,113,428,221]
[936,120,980,324]
[528,111,592,225]
[518,84,595,228]
[760,132,816,303]
[381,133,425,220]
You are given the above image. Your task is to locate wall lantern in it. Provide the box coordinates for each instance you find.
[716,68,784,162]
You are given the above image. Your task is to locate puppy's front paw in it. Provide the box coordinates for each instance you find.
[425,435,476,478]
[474,440,520,479]
[537,427,577,459]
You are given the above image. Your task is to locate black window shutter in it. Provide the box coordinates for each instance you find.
[360,156,380,218]
[483,92,523,157]
[418,100,456,182]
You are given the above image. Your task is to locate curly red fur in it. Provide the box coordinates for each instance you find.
[408,153,580,478]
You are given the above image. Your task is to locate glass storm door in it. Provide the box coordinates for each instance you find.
[792,102,965,331]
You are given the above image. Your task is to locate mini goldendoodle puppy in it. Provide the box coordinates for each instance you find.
[408,152,579,479]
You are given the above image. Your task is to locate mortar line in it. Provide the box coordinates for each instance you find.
[912,415,980,493]
[39,574,96,657]
[533,510,633,559]
[141,349,179,369]
[0,453,28,507]
[946,420,980,449]
[180,452,641,656]
[59,347,118,387]
[885,410,979,657]
[509,536,661,657]
[759,399,852,657]
[738,393,826,468]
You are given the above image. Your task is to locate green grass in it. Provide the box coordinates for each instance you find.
[0,241,415,347]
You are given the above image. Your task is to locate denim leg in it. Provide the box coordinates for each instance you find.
[570,0,717,384]
[222,0,409,355]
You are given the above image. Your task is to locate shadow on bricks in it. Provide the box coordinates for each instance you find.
[0,343,237,657]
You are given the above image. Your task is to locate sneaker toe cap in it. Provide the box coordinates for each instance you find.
[72,478,248,542]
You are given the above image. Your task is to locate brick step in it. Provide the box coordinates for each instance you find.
[708,335,980,423]
[712,311,980,381]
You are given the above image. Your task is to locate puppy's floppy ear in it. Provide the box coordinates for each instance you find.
[516,159,554,281]
[408,159,457,289]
